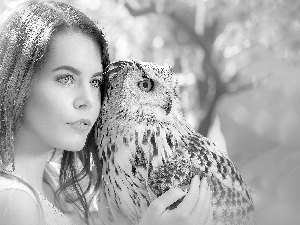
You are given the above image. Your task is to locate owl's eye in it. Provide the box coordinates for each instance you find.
[138,78,154,92]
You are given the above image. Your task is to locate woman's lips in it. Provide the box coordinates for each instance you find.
[67,118,92,131]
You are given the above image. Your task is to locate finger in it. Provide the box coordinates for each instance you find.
[150,187,186,215]
[202,184,214,224]
[204,197,214,225]
[191,177,211,222]
[175,175,200,214]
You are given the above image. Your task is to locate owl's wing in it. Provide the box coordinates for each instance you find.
[188,133,246,190]
[187,132,254,224]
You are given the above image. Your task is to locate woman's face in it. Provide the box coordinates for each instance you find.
[20,31,103,152]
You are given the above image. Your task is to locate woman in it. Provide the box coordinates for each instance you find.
[0,1,213,225]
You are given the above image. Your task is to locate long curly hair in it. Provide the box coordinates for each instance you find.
[0,0,109,223]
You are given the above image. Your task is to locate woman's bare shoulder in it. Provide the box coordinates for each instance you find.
[0,189,41,225]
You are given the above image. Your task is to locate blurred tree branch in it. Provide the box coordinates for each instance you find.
[123,1,156,16]
[168,12,210,52]
[121,0,271,136]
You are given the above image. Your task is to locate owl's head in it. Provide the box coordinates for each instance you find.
[101,59,182,126]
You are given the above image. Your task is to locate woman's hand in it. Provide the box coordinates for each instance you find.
[139,176,213,225]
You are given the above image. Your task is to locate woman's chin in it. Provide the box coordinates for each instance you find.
[55,139,87,152]
[68,142,86,152]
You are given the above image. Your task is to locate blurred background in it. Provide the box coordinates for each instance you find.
[1,0,300,224]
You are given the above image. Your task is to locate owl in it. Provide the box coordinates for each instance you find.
[95,59,254,225]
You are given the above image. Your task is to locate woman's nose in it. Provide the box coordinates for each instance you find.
[73,85,94,110]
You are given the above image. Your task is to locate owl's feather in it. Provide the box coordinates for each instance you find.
[95,59,254,225]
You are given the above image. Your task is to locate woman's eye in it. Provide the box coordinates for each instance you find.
[57,74,74,86]
[138,78,154,92]
[91,76,104,89]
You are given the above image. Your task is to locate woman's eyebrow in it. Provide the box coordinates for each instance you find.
[53,65,80,75]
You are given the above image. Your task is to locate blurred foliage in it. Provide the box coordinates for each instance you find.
[1,0,300,136]
[1,0,300,224]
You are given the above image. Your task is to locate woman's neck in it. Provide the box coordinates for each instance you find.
[13,150,51,194]
[13,126,54,195]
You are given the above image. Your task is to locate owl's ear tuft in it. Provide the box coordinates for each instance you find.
[163,63,174,73]
[104,60,131,83]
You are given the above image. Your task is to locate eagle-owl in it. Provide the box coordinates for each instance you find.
[95,59,254,225]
